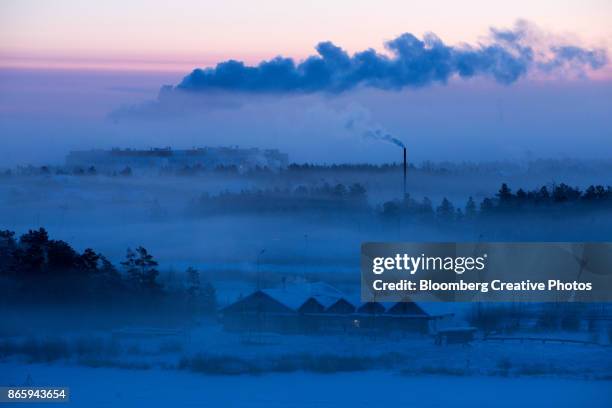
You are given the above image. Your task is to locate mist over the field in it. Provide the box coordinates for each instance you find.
[1,67,612,168]
[1,62,612,287]
[2,14,612,407]
[3,160,612,286]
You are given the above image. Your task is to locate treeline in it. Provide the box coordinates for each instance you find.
[381,183,612,221]
[287,163,415,173]
[190,181,612,219]
[481,183,612,211]
[0,228,215,313]
[8,158,612,179]
[193,183,368,215]
[0,165,134,177]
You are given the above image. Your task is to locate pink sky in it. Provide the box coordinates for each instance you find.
[1,0,611,73]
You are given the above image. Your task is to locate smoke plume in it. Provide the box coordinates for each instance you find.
[109,20,608,120]
[344,105,405,148]
[364,130,405,148]
[176,20,607,95]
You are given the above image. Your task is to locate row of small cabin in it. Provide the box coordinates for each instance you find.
[221,282,454,334]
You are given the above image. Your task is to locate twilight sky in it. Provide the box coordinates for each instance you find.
[0,1,611,166]
[1,0,611,72]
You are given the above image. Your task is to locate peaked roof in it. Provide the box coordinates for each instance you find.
[387,301,428,315]
[345,296,450,317]
[224,282,456,317]
[261,282,347,311]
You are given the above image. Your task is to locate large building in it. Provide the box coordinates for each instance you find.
[221,282,454,335]
[66,146,288,172]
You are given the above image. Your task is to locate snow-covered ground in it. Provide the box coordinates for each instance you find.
[1,362,611,408]
[2,322,611,407]
[2,324,611,379]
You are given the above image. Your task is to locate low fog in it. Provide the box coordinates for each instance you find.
[1,68,612,167]
[1,67,612,279]
[3,18,612,405]
[1,37,612,294]
[3,161,612,290]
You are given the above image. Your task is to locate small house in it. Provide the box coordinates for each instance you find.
[221,282,453,335]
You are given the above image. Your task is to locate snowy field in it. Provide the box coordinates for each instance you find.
[1,325,611,407]
[1,363,611,408]
[2,325,611,379]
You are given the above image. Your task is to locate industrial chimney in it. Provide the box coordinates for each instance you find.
[403,147,407,198]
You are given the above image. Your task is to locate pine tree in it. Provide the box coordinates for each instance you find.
[480,198,494,213]
[79,248,100,273]
[134,246,160,291]
[186,267,201,298]
[0,230,16,277]
[465,197,477,218]
[436,198,455,222]
[497,183,513,205]
[17,228,49,276]
[98,255,121,290]
[536,186,550,202]
[121,248,139,288]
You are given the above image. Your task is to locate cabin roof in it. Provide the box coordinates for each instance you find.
[223,282,455,317]
[261,282,346,310]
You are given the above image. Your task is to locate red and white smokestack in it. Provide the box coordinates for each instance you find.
[403,147,407,198]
